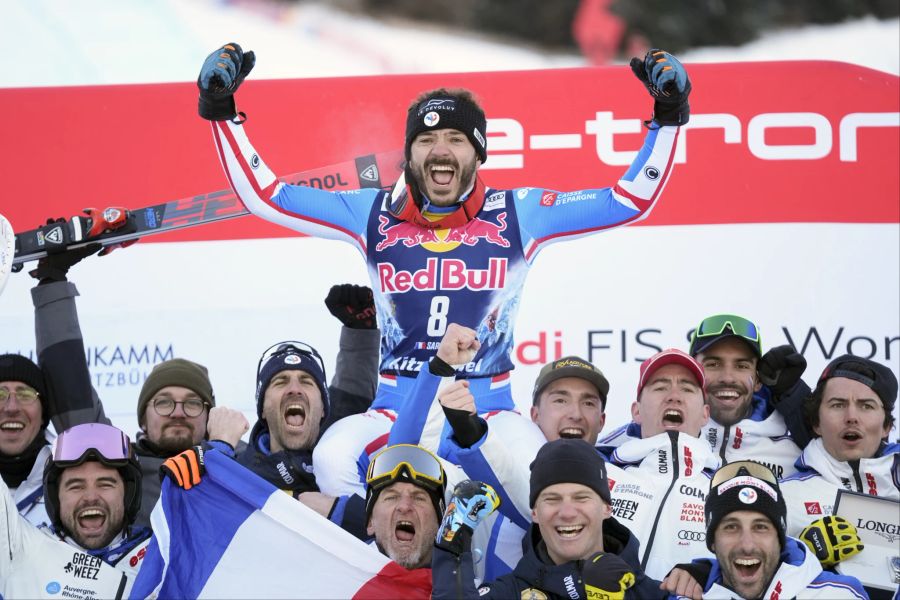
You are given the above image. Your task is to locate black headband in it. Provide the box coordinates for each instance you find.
[404,96,487,163]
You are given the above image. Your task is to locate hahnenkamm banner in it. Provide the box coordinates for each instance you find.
[0,62,897,434]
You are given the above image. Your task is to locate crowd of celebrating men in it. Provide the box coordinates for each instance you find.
[1,40,897,600]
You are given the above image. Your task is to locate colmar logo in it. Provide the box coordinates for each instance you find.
[540,191,557,207]
[804,502,822,515]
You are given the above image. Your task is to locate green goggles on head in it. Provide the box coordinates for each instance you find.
[689,313,762,357]
[710,460,778,489]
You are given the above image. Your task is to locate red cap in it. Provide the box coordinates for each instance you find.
[637,349,705,397]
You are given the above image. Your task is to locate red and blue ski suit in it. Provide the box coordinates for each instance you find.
[210,115,681,496]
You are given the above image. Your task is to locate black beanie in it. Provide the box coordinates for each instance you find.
[405,94,487,163]
[256,346,330,421]
[0,354,49,427]
[529,438,611,507]
[705,461,787,552]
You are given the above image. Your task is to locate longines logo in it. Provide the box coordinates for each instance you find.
[856,518,900,544]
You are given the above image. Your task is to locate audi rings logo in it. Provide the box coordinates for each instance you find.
[250,154,260,169]
[644,166,660,180]
[677,530,706,542]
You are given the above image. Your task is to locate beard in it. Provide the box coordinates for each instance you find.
[407,155,478,206]
[707,385,753,427]
[720,549,778,599]
[65,500,125,550]
[155,422,196,454]
[376,538,432,570]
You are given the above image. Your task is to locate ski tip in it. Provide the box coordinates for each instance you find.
[0,213,13,296]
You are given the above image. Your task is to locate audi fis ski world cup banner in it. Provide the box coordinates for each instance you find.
[0,61,897,433]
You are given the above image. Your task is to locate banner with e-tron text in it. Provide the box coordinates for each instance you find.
[0,62,897,437]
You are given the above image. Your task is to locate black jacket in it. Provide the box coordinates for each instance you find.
[432,517,665,600]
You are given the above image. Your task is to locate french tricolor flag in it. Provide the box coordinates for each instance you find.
[130,450,431,599]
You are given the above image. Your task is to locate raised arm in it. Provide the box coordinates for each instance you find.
[196,43,375,254]
[30,245,111,430]
[515,49,691,263]
[319,284,381,433]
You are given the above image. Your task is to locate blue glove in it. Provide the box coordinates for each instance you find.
[630,49,691,126]
[197,43,256,121]
[435,480,500,556]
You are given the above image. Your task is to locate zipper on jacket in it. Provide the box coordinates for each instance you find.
[640,431,680,571]
[719,425,730,464]
[849,459,864,492]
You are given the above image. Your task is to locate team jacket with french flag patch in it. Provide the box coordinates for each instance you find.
[211,118,680,378]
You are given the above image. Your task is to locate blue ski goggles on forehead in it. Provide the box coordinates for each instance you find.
[366,444,445,491]
[689,313,762,357]
[256,340,327,380]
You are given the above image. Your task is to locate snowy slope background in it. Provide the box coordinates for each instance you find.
[0,0,897,436]
[0,0,897,88]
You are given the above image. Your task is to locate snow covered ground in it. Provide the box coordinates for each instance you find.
[0,0,896,88]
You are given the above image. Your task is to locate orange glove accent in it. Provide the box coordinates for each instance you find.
[160,446,205,490]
